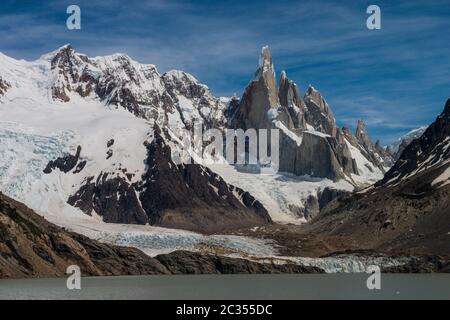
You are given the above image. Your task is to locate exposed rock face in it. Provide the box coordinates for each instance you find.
[67,173,148,224]
[304,100,450,257]
[156,250,324,274]
[342,122,393,173]
[303,194,320,220]
[317,187,352,210]
[0,191,169,278]
[162,70,226,129]
[229,46,279,130]
[375,139,395,167]
[0,192,321,278]
[278,130,358,180]
[308,168,450,256]
[355,120,387,171]
[256,46,279,108]
[228,46,360,181]
[380,99,450,186]
[43,146,82,174]
[396,139,410,159]
[303,86,337,137]
[0,77,10,96]
[355,120,374,151]
[48,44,226,129]
[278,71,307,129]
[389,126,427,160]
[66,127,272,233]
[136,127,272,233]
[50,45,97,101]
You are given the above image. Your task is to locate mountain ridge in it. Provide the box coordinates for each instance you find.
[0,45,394,230]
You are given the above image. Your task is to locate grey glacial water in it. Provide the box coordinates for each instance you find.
[1,274,450,300]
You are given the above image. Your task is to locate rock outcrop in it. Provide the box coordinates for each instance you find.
[67,127,272,233]
[342,121,394,173]
[389,126,427,160]
[228,46,360,181]
[156,250,324,274]
[0,77,10,96]
[229,46,279,130]
[375,139,395,167]
[67,173,148,224]
[136,127,272,233]
[380,99,450,186]
[303,100,450,257]
[48,44,226,129]
[43,146,82,174]
[278,71,307,129]
[0,191,168,278]
[0,192,322,278]
[278,129,358,180]
[303,86,337,137]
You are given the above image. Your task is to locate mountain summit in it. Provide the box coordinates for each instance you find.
[305,99,450,256]
[0,45,393,229]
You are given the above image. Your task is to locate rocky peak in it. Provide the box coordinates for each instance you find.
[256,46,274,78]
[39,45,224,129]
[134,126,272,232]
[278,71,306,129]
[253,46,279,108]
[303,85,337,136]
[380,99,450,185]
[278,71,301,108]
[375,139,382,152]
[386,145,393,155]
[50,44,98,101]
[228,46,280,130]
[355,120,374,151]
[162,70,207,100]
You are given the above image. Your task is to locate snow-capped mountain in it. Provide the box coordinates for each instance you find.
[0,44,391,233]
[47,44,227,129]
[228,46,391,185]
[379,99,450,187]
[307,99,450,256]
[389,126,428,160]
[0,44,268,232]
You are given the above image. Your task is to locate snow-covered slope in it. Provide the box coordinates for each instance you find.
[380,100,450,186]
[389,126,427,159]
[0,45,387,233]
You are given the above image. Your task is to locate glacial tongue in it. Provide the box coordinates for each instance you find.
[64,125,272,233]
[136,126,272,233]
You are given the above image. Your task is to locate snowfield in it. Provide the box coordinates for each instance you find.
[0,47,407,272]
[208,164,354,224]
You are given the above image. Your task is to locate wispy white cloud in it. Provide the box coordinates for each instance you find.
[0,0,449,144]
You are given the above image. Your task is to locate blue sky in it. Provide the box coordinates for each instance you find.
[1,0,449,144]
